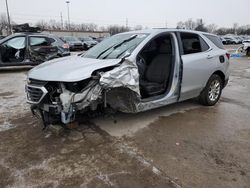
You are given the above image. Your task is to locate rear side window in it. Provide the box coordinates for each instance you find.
[180,33,209,55]
[204,34,225,49]
[29,37,51,46]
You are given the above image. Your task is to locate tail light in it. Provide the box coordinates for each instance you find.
[62,43,69,49]
[226,53,230,60]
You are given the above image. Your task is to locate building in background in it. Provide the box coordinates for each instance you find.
[42,30,110,39]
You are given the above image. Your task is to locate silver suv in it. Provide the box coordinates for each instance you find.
[25,29,230,127]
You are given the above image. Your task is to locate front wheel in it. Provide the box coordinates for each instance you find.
[198,74,223,106]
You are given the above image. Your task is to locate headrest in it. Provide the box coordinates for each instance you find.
[192,41,201,50]
[159,40,172,54]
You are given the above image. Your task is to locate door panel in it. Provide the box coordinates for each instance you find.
[178,32,217,101]
[180,52,215,100]
[28,36,58,63]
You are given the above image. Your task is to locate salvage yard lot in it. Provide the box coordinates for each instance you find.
[0,55,250,187]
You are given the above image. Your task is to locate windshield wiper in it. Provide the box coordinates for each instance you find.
[96,34,137,59]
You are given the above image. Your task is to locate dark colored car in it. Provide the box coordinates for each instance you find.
[60,36,83,51]
[78,37,98,50]
[95,37,108,43]
[220,37,227,45]
[0,33,70,67]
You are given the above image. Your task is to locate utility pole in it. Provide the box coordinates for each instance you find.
[66,1,70,30]
[5,0,11,35]
[60,12,63,30]
[126,18,128,29]
[165,19,168,28]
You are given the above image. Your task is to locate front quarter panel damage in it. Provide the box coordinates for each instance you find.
[100,60,140,95]
[59,59,141,123]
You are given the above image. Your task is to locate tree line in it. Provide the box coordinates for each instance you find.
[1,14,250,36]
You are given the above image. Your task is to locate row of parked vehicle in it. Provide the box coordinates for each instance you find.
[0,31,104,67]
[60,36,99,51]
[220,35,250,45]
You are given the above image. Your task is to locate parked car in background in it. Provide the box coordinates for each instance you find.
[223,36,241,44]
[95,37,107,43]
[60,36,83,51]
[26,29,230,127]
[235,36,243,44]
[237,39,250,56]
[78,37,98,50]
[0,33,70,67]
[220,37,227,45]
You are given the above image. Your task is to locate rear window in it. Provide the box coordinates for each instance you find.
[30,37,50,46]
[180,33,209,54]
[204,34,225,49]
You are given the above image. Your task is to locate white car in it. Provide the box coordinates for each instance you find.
[25,29,230,128]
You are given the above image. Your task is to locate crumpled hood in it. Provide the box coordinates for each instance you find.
[28,56,121,82]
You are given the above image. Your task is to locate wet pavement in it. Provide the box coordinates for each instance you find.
[0,56,250,188]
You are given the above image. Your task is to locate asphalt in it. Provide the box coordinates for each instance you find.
[0,51,249,188]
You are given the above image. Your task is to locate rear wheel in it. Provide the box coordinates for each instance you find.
[198,74,223,106]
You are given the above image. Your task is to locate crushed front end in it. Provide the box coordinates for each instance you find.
[25,59,141,128]
[26,77,103,128]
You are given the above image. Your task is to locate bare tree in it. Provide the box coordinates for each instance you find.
[206,24,217,33]
[133,25,143,31]
[195,19,208,32]
[233,23,239,34]
[185,19,197,30]
[107,25,129,35]
[176,21,185,29]
[0,14,9,35]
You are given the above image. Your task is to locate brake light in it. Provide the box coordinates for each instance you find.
[63,43,69,49]
[226,53,230,59]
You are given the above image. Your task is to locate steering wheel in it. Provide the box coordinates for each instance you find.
[137,55,146,78]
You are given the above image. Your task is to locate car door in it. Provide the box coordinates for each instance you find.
[28,36,58,63]
[0,35,27,66]
[178,32,215,101]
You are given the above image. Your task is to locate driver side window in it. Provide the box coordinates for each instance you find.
[0,36,26,63]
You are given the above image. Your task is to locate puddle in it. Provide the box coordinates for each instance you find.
[0,92,14,97]
[0,120,16,132]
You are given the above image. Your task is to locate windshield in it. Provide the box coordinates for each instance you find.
[83,33,149,59]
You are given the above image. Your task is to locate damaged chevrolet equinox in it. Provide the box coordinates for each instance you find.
[26,29,230,127]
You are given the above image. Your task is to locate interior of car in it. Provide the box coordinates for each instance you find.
[0,37,26,63]
[137,34,174,99]
[29,37,58,62]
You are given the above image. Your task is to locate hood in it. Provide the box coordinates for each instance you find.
[28,56,122,82]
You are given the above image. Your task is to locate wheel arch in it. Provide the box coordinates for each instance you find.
[211,70,225,87]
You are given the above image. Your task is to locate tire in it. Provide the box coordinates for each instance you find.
[198,74,223,106]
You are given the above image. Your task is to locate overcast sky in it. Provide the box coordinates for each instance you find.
[0,0,250,28]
